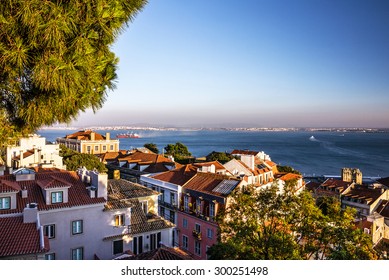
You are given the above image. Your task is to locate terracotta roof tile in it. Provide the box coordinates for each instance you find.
[183,172,240,197]
[124,246,193,260]
[0,170,106,215]
[0,216,49,257]
[64,130,106,141]
[152,164,198,186]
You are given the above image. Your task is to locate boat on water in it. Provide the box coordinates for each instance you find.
[309,136,315,141]
[116,132,140,139]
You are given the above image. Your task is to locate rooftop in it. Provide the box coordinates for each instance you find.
[151,164,198,186]
[0,216,49,258]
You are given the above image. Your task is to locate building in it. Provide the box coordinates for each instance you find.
[104,179,175,256]
[140,164,199,246]
[0,167,173,260]
[109,150,181,182]
[342,168,363,185]
[341,184,388,217]
[56,130,119,154]
[314,178,354,199]
[230,149,271,161]
[177,172,243,259]
[5,134,64,170]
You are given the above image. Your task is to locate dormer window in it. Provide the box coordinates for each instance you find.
[51,191,63,203]
[0,197,10,209]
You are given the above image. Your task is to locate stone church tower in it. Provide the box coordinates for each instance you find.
[342,168,362,184]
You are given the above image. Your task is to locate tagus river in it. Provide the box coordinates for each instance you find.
[39,129,389,178]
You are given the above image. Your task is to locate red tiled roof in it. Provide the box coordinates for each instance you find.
[183,172,240,197]
[152,164,198,186]
[98,151,127,162]
[342,185,385,205]
[13,149,35,160]
[231,149,259,156]
[64,130,106,141]
[194,161,226,171]
[0,216,49,257]
[124,246,193,260]
[274,173,302,181]
[0,180,21,193]
[0,170,106,215]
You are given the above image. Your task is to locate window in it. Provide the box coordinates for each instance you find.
[183,218,188,229]
[194,240,201,256]
[159,206,165,218]
[0,197,10,209]
[44,224,55,239]
[196,198,201,213]
[183,196,189,212]
[94,146,99,152]
[150,232,162,250]
[170,192,175,205]
[113,240,124,255]
[45,253,55,260]
[206,246,211,260]
[195,223,201,233]
[140,201,148,214]
[209,202,215,218]
[72,220,83,235]
[182,235,188,250]
[169,210,175,224]
[133,236,143,255]
[160,189,165,202]
[207,228,213,239]
[51,191,63,203]
[115,214,125,226]
[102,145,107,151]
[87,146,91,153]
[72,247,83,260]
[110,145,114,151]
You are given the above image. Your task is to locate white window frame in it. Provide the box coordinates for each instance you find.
[195,223,201,233]
[71,247,83,260]
[45,253,55,260]
[115,214,125,227]
[0,197,10,209]
[209,202,215,218]
[194,240,201,256]
[184,196,189,212]
[51,191,63,203]
[207,228,213,239]
[44,224,55,239]
[72,220,83,235]
[182,235,188,250]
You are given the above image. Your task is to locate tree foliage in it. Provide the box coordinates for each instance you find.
[144,143,159,154]
[277,165,301,175]
[164,142,191,157]
[60,145,107,173]
[208,183,376,260]
[0,0,147,142]
[206,151,235,164]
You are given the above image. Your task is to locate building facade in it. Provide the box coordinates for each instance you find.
[5,134,64,170]
[56,130,119,154]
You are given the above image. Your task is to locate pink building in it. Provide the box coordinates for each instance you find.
[177,172,243,259]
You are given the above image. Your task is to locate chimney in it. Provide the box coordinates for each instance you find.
[21,189,28,198]
[105,132,110,140]
[90,132,96,141]
[34,148,38,163]
[23,203,38,223]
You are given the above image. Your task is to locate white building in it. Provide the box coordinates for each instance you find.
[6,134,64,170]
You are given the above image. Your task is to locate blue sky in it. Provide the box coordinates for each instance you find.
[70,0,389,128]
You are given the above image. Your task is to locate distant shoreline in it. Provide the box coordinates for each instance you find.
[39,126,389,133]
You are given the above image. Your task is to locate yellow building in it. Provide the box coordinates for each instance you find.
[56,130,119,154]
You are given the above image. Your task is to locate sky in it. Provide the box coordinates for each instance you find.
[68,0,389,128]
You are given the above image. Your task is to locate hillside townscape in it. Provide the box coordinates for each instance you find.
[1,131,388,260]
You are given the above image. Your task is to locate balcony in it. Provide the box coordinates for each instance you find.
[158,199,178,210]
[192,230,202,240]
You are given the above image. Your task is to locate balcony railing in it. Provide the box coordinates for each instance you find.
[158,199,178,210]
